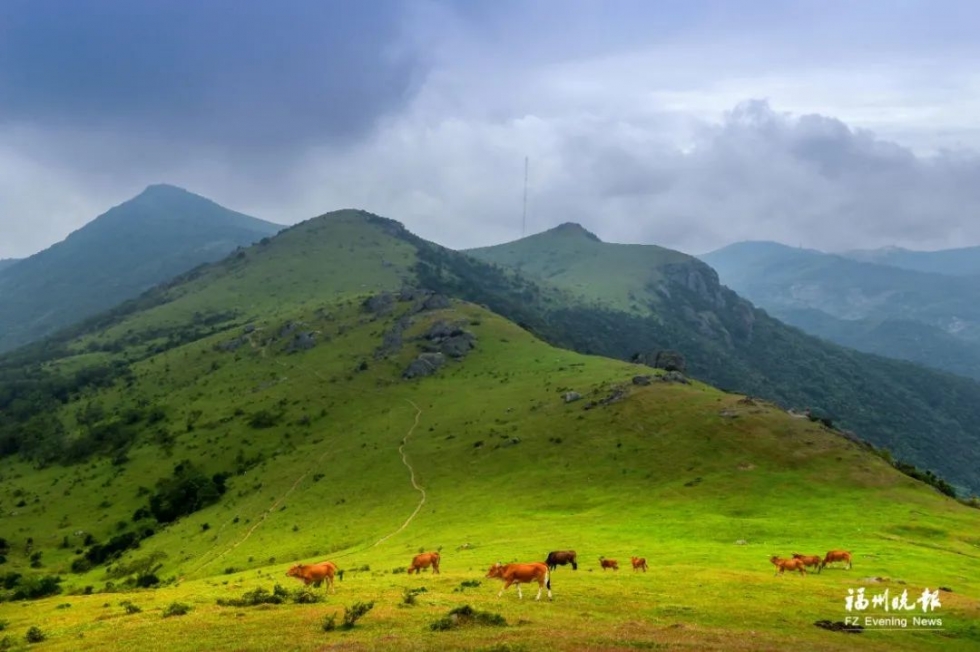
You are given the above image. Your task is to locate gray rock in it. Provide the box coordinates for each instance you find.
[663,371,690,384]
[362,292,395,315]
[403,352,447,379]
[563,391,582,403]
[421,294,451,311]
[632,375,653,386]
[287,332,316,352]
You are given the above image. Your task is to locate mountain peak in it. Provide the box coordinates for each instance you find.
[544,222,602,242]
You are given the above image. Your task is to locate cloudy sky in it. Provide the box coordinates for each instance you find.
[2,0,980,260]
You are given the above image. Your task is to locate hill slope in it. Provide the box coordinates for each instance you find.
[0,248,978,650]
[0,184,281,353]
[0,258,19,273]
[699,240,980,380]
[468,226,980,494]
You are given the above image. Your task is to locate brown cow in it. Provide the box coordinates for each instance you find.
[545,550,578,571]
[599,556,619,571]
[792,553,822,573]
[408,551,440,575]
[770,556,806,576]
[286,561,338,592]
[631,556,648,572]
[486,562,552,600]
[819,550,852,571]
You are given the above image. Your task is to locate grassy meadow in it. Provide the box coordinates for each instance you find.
[1,294,978,651]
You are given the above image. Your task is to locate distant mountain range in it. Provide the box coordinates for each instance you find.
[700,241,980,380]
[0,184,281,352]
[843,244,980,276]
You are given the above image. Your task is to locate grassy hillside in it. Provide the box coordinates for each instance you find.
[463,228,980,495]
[1,289,978,651]
[0,184,281,353]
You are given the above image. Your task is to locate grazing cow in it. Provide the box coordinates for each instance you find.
[631,556,648,572]
[792,553,822,573]
[286,561,338,592]
[408,551,440,575]
[486,562,552,601]
[545,550,578,571]
[819,550,852,571]
[599,556,619,571]
[770,556,806,576]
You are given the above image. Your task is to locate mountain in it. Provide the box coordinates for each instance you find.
[0,210,977,651]
[844,244,980,276]
[0,184,281,353]
[469,226,980,494]
[700,240,980,380]
[0,258,20,273]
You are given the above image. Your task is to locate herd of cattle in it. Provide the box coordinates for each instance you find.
[285,549,648,602]
[285,548,852,601]
[770,550,853,576]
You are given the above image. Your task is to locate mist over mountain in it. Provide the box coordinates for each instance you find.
[0,184,281,353]
[842,244,980,276]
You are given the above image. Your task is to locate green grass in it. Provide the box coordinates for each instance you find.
[2,295,978,651]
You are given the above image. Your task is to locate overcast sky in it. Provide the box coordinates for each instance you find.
[2,0,980,260]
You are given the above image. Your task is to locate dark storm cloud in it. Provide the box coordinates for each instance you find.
[0,0,424,150]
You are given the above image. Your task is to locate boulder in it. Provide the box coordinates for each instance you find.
[403,352,446,379]
[632,375,653,386]
[563,391,582,403]
[362,292,395,315]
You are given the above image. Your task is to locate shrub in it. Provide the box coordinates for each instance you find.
[162,602,191,617]
[25,626,45,643]
[324,601,374,630]
[430,605,507,631]
[402,586,427,605]
[10,575,63,600]
[120,600,142,614]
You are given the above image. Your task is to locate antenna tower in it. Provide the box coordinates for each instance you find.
[522,156,528,238]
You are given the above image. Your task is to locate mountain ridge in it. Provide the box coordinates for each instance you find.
[0,185,282,352]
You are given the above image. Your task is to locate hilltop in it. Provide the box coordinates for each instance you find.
[700,241,980,380]
[0,184,281,353]
[0,225,978,649]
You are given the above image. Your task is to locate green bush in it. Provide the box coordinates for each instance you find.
[25,626,45,643]
[162,602,191,618]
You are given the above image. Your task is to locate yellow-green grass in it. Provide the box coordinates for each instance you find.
[2,301,978,650]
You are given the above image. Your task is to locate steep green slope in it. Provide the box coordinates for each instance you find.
[1,291,978,651]
[0,184,282,353]
[844,244,980,276]
[463,227,980,494]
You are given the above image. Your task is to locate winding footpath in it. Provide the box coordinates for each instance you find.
[188,348,428,575]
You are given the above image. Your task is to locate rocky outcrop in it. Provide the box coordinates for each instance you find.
[403,352,446,379]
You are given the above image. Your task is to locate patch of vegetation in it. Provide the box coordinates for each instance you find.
[119,600,142,615]
[25,626,45,644]
[401,586,427,605]
[323,601,375,631]
[145,460,230,524]
[430,604,507,631]
[162,602,191,618]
